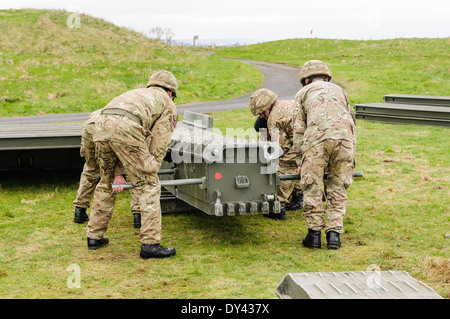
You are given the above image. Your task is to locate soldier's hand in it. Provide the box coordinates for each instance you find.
[113,175,127,193]
[113,185,124,193]
[297,165,301,175]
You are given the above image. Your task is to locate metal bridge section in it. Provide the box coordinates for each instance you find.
[355,94,450,127]
[0,123,84,170]
[276,271,443,299]
[155,111,284,216]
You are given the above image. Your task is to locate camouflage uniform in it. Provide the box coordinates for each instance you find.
[293,80,356,234]
[73,110,140,214]
[267,100,302,206]
[73,109,102,209]
[86,86,176,245]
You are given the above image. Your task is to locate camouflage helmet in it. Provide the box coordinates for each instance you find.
[249,88,278,116]
[299,60,332,85]
[147,70,178,97]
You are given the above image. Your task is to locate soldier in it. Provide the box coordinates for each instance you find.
[86,70,178,259]
[293,60,356,250]
[73,109,142,228]
[249,88,303,220]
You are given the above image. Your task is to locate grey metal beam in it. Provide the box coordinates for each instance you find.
[383,94,450,107]
[356,112,450,127]
[355,103,450,120]
[0,123,82,151]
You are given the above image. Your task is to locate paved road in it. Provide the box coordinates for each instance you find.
[0,59,301,124]
[177,59,301,115]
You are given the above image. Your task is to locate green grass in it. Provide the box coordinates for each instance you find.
[0,9,262,117]
[0,118,448,298]
[215,38,450,105]
[0,9,449,299]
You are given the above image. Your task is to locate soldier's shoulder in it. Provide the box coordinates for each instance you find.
[274,100,295,112]
[295,84,313,101]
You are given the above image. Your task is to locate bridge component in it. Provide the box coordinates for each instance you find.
[116,111,284,217]
[0,123,84,169]
[383,94,450,107]
[355,94,450,127]
[160,111,284,216]
[276,271,443,299]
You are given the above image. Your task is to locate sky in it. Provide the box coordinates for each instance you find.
[1,0,449,44]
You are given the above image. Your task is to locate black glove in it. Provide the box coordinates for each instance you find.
[254,116,267,132]
[163,149,172,163]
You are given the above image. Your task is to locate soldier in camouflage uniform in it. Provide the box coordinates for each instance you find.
[73,109,142,228]
[293,60,356,250]
[253,114,303,212]
[249,88,303,220]
[86,70,178,259]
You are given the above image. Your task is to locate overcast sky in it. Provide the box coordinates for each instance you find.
[2,0,449,43]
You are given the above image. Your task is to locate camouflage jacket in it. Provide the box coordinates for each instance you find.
[293,81,356,166]
[94,87,177,164]
[267,100,297,167]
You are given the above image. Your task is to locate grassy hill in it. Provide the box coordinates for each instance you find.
[0,9,262,117]
[216,37,450,104]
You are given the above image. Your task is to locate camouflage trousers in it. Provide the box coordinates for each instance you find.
[300,139,354,234]
[73,126,139,213]
[73,127,99,209]
[86,140,161,245]
[277,165,302,206]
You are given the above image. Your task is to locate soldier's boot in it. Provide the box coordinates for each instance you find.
[302,229,321,249]
[140,244,176,259]
[264,207,286,220]
[74,206,89,223]
[87,237,109,250]
[286,194,303,211]
[326,231,341,250]
[133,213,141,228]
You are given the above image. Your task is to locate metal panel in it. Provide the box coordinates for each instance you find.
[355,103,450,120]
[276,271,443,299]
[121,111,283,217]
[355,97,450,127]
[0,123,82,151]
[161,139,282,216]
[356,112,450,127]
[383,94,450,107]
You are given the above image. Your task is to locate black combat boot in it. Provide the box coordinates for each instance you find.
[133,213,141,228]
[302,229,321,249]
[140,244,176,259]
[286,194,303,211]
[87,237,109,250]
[263,208,286,220]
[326,231,341,250]
[74,206,89,223]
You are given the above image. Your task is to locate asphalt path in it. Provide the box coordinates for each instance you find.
[0,59,301,124]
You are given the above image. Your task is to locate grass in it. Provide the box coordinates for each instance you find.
[0,9,262,117]
[0,9,449,299]
[0,119,448,299]
[215,37,450,105]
